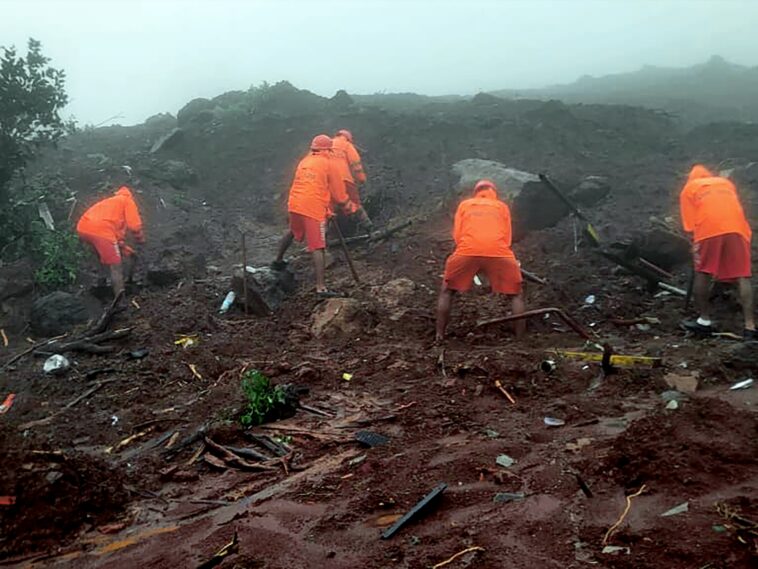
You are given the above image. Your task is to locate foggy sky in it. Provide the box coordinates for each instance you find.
[2,0,757,126]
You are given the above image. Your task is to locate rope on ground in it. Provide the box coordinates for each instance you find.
[431,546,485,569]
[603,484,648,545]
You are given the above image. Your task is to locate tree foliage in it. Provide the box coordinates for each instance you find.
[0,38,68,192]
[0,39,69,262]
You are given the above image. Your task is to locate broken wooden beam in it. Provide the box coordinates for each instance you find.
[477,307,592,340]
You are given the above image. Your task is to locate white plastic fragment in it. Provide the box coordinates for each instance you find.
[43,354,70,375]
[544,417,565,427]
[661,502,689,517]
[730,379,754,391]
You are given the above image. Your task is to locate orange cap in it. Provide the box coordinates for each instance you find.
[474,179,497,194]
[311,135,332,151]
[336,129,353,142]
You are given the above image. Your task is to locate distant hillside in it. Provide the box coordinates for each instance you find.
[491,56,758,125]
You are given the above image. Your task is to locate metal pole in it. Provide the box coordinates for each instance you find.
[241,231,249,315]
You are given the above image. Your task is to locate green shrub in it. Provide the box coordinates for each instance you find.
[31,222,82,288]
[239,370,286,427]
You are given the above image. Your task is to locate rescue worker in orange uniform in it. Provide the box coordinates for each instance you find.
[679,164,755,339]
[332,129,372,228]
[436,179,525,341]
[273,134,358,296]
[76,186,145,299]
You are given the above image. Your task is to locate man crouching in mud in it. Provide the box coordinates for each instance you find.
[436,179,525,341]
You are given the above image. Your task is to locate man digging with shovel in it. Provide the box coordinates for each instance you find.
[272,134,360,297]
[679,164,756,340]
[77,184,145,301]
[436,179,526,341]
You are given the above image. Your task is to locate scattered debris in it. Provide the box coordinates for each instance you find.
[540,359,556,373]
[381,483,447,539]
[574,472,593,498]
[218,291,236,314]
[584,294,596,305]
[128,348,150,360]
[493,492,525,504]
[664,372,699,393]
[0,393,15,414]
[431,546,485,569]
[544,417,565,427]
[0,496,16,506]
[1,328,7,347]
[730,379,754,391]
[603,484,648,544]
[187,363,203,380]
[665,400,679,410]
[174,335,199,349]
[354,431,389,448]
[601,545,630,555]
[496,454,516,468]
[197,531,239,569]
[43,354,70,375]
[661,501,689,517]
[661,390,688,403]
[478,307,592,340]
[566,438,593,452]
[552,349,662,368]
[494,380,516,405]
[342,372,353,381]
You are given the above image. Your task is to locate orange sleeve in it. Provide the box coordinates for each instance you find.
[124,195,145,242]
[453,202,465,245]
[501,202,513,247]
[347,143,366,183]
[328,156,351,206]
[679,183,695,234]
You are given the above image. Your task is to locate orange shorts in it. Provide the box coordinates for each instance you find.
[78,232,122,265]
[289,213,326,252]
[443,254,522,294]
[694,233,752,281]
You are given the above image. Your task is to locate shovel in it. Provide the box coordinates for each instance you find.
[539,173,601,246]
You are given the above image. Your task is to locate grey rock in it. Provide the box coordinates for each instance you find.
[30,292,89,337]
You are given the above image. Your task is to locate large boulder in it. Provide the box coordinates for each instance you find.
[631,227,691,270]
[150,127,184,154]
[0,260,34,303]
[452,159,538,199]
[30,292,90,337]
[310,298,374,339]
[452,159,610,241]
[231,266,297,316]
[140,159,197,189]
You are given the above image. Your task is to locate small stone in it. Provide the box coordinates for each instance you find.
[493,492,525,504]
[665,400,679,410]
[496,454,516,468]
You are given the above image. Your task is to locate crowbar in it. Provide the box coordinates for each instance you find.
[330,218,361,284]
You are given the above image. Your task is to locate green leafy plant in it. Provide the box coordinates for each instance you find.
[239,370,286,427]
[30,222,82,288]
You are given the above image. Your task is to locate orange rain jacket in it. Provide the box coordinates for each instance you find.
[679,165,752,243]
[287,151,352,221]
[332,134,366,184]
[77,186,145,243]
[453,187,516,258]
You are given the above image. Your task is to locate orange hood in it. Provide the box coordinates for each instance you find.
[687,164,714,182]
[115,186,134,199]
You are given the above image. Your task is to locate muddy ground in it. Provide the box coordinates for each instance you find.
[1,88,757,568]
